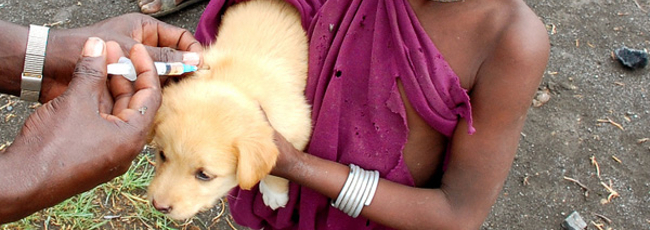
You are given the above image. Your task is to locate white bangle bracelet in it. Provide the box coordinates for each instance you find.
[353,170,377,217]
[349,169,371,217]
[344,167,368,216]
[365,170,380,206]
[332,165,355,208]
[332,164,380,218]
[338,164,361,212]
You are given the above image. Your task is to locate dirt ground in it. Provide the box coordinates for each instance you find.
[1,0,649,229]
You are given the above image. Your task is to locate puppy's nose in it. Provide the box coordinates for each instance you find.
[152,199,173,214]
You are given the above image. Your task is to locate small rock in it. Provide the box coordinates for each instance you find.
[532,89,551,107]
[561,211,587,230]
[625,111,638,119]
[614,46,648,69]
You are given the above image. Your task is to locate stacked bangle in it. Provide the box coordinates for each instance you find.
[331,164,380,218]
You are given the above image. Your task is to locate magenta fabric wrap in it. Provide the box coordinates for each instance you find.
[195,0,474,229]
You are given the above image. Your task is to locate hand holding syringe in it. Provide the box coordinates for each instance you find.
[107,57,201,81]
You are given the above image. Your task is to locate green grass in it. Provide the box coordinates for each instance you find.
[0,147,234,230]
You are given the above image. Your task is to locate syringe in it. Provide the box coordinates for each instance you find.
[107,57,199,81]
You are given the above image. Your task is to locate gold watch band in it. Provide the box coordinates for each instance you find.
[20,25,49,102]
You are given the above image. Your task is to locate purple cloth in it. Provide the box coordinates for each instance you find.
[196,0,474,229]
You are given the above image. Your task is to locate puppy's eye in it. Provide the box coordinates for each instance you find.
[159,151,167,162]
[195,170,212,181]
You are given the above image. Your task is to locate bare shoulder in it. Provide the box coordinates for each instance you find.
[473,0,550,88]
[494,0,550,59]
[470,0,551,122]
[409,0,549,90]
[473,0,551,73]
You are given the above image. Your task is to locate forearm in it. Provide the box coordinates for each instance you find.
[0,21,28,96]
[0,136,109,224]
[0,20,86,100]
[274,153,466,230]
[0,140,54,224]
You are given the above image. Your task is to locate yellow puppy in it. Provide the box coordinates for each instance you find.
[147,0,311,220]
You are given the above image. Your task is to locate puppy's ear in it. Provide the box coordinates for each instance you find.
[147,109,165,145]
[146,125,156,145]
[235,135,279,190]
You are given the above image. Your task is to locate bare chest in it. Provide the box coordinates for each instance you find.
[398,81,448,187]
[409,1,499,91]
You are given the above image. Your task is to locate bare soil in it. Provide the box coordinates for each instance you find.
[1,0,649,229]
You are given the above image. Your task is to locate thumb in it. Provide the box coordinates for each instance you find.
[67,37,108,99]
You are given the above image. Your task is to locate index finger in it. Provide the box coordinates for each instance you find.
[106,41,135,115]
[114,44,162,127]
[152,21,203,53]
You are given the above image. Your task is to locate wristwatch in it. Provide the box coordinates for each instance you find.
[21,25,50,102]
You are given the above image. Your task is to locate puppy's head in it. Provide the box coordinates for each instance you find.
[147,80,278,220]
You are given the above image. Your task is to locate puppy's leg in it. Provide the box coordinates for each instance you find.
[259,175,289,210]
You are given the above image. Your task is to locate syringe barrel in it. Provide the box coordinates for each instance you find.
[154,62,185,75]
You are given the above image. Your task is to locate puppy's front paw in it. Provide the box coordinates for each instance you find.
[259,177,289,210]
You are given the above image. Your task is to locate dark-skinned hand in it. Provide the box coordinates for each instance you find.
[41,13,203,102]
[0,37,161,224]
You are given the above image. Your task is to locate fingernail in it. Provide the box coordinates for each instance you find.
[83,37,105,57]
[183,52,201,66]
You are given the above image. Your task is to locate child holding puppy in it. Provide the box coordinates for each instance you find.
[194,0,550,229]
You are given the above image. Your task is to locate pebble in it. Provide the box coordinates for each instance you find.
[533,89,552,107]
[561,211,587,230]
[614,46,648,69]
